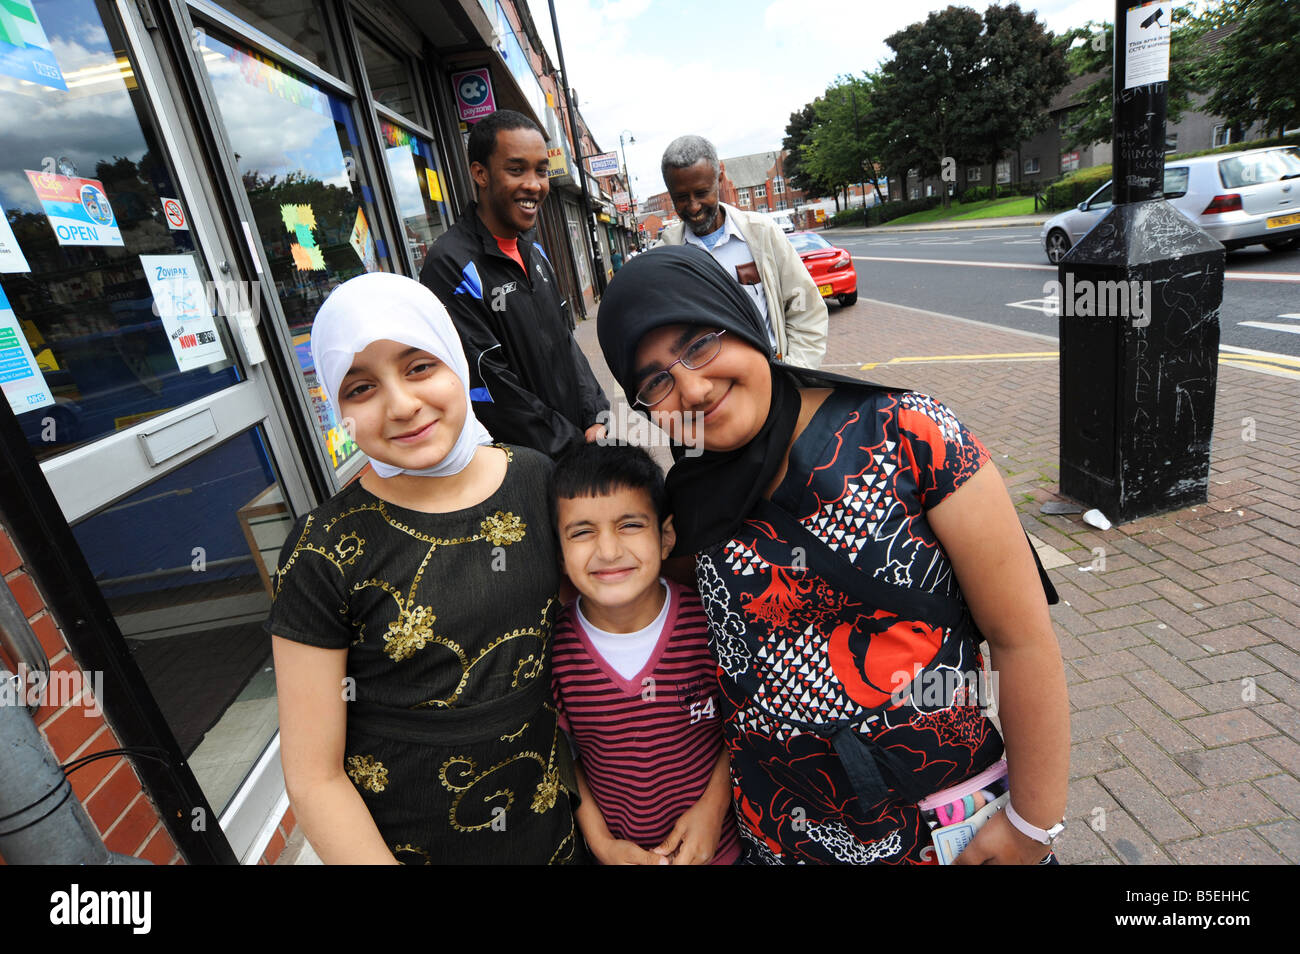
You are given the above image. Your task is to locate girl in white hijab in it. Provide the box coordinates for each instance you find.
[266,273,579,865]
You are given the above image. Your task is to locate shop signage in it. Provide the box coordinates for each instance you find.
[613,190,630,212]
[0,284,54,415]
[24,171,124,247]
[547,146,569,179]
[0,199,31,272]
[586,152,620,177]
[161,197,188,230]
[349,209,378,272]
[451,68,496,123]
[0,0,66,91]
[138,255,229,372]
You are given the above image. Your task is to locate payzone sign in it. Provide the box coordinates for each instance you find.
[451,68,495,123]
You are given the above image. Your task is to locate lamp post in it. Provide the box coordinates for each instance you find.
[619,130,637,248]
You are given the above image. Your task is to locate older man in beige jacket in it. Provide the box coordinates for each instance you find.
[658,134,828,369]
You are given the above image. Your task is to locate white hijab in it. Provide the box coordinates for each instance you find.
[310,272,492,478]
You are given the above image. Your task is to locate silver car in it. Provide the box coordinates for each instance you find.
[1041,146,1300,263]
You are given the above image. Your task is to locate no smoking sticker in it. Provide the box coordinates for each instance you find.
[161,197,188,230]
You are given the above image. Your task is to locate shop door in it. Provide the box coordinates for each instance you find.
[0,0,310,860]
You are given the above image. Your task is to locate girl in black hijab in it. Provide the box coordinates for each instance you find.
[598,245,1069,865]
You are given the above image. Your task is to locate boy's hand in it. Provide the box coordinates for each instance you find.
[951,808,1054,865]
[654,800,723,865]
[592,836,669,866]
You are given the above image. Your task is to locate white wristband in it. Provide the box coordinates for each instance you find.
[1005,801,1066,844]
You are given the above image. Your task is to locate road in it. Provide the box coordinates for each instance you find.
[828,225,1300,362]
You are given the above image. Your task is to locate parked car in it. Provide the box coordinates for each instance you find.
[765,210,795,233]
[1041,146,1300,264]
[788,230,857,306]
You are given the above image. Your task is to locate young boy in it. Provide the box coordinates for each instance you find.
[550,443,741,865]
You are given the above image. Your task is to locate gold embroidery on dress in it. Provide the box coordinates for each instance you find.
[499,721,529,742]
[383,604,437,661]
[345,754,389,793]
[333,531,363,566]
[391,844,432,865]
[532,766,559,813]
[512,654,542,687]
[480,510,526,546]
[440,754,533,831]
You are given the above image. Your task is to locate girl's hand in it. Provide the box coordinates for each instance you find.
[592,836,669,865]
[655,800,723,865]
[951,808,1054,865]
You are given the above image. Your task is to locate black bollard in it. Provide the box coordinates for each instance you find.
[1057,1,1224,523]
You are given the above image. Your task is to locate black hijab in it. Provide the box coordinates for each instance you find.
[597,244,888,556]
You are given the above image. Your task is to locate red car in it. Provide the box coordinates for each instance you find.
[789,231,857,307]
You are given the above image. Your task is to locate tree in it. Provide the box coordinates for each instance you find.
[803,75,888,210]
[870,6,991,207]
[782,103,821,198]
[972,4,1070,181]
[1194,0,1300,137]
[1059,6,1205,150]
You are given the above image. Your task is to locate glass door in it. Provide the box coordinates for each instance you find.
[0,0,310,861]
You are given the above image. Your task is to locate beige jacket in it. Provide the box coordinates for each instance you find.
[659,203,828,369]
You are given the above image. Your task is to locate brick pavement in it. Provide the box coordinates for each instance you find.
[574,293,1300,865]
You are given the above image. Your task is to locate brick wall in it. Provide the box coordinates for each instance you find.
[0,521,298,866]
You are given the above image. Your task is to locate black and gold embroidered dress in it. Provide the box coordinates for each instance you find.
[265,445,578,864]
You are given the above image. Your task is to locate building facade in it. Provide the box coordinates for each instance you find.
[0,0,617,865]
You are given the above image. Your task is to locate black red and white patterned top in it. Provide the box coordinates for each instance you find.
[696,387,1005,864]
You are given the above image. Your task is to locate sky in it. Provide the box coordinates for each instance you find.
[523,0,1173,201]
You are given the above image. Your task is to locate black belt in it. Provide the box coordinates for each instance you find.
[347,677,551,746]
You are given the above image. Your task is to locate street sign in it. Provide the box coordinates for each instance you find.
[613,190,630,211]
[451,68,495,122]
[586,152,620,177]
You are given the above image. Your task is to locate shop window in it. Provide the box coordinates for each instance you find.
[357,27,418,121]
[199,31,392,476]
[205,0,340,76]
[380,121,448,273]
[71,426,292,812]
[0,0,239,460]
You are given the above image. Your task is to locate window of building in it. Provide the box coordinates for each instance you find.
[357,27,419,121]
[199,30,392,475]
[773,176,785,194]
[776,199,787,210]
[1212,124,1233,148]
[380,121,448,274]
[967,167,981,182]
[926,184,935,197]
[911,188,920,199]
[738,189,750,206]
[754,184,766,198]
[996,160,1011,184]
[1024,157,1040,175]
[206,0,340,75]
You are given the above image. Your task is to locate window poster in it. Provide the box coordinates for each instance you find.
[349,208,378,272]
[0,283,54,415]
[0,0,67,91]
[24,171,124,247]
[138,255,229,372]
[0,200,31,273]
[280,203,325,271]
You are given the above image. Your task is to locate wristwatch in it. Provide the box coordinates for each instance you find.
[1005,801,1066,844]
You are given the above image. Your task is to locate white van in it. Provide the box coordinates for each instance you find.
[764,210,795,234]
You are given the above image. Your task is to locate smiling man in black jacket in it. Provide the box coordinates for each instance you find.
[420,109,609,458]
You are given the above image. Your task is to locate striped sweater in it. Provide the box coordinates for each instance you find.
[551,580,741,864]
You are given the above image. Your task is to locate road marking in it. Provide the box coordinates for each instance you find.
[1238,321,1300,335]
[851,254,1300,283]
[861,351,1058,369]
[1007,297,1057,314]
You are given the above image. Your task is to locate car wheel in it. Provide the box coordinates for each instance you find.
[1045,229,1071,264]
[837,291,857,307]
[1264,236,1300,252]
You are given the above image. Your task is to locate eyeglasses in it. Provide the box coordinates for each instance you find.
[633,330,727,408]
